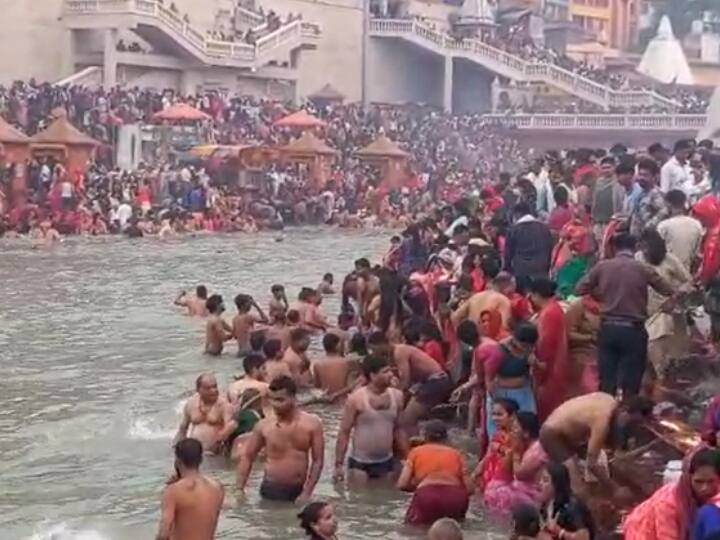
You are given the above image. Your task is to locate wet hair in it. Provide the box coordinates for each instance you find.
[611,232,637,252]
[322,333,341,354]
[493,397,519,416]
[349,332,368,356]
[271,284,284,294]
[323,272,333,283]
[298,287,316,302]
[641,228,667,266]
[234,293,252,312]
[689,448,720,475]
[637,157,660,176]
[243,352,266,375]
[457,319,479,347]
[424,419,449,442]
[250,330,266,352]
[354,257,371,270]
[665,189,687,209]
[512,322,538,346]
[337,311,354,326]
[511,504,541,537]
[402,320,422,345]
[297,501,330,538]
[362,354,389,378]
[528,277,557,299]
[269,374,297,396]
[263,338,282,359]
[516,411,540,440]
[428,518,463,540]
[290,327,310,345]
[196,285,208,299]
[175,437,203,469]
[287,309,301,324]
[619,395,654,417]
[205,294,224,314]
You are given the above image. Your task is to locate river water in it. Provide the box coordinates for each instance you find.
[0,228,505,540]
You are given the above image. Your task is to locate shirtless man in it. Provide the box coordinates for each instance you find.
[31,219,62,248]
[174,285,209,317]
[232,294,268,357]
[312,333,356,396]
[269,284,289,322]
[237,375,324,502]
[342,258,380,325]
[283,327,312,386]
[263,339,293,381]
[540,393,652,499]
[368,331,451,437]
[156,438,224,540]
[204,295,233,356]
[450,272,513,329]
[334,354,406,484]
[175,373,237,454]
[297,288,330,331]
[317,273,335,295]
[265,311,291,351]
[227,353,269,405]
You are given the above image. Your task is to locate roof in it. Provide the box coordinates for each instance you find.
[281,132,336,155]
[637,16,694,85]
[0,116,30,144]
[153,103,211,122]
[273,110,327,128]
[31,117,99,146]
[308,84,345,102]
[356,135,408,158]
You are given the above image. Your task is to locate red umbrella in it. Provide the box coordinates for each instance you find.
[153,103,211,122]
[273,110,326,129]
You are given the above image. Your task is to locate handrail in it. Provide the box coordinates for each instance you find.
[63,0,320,65]
[482,113,707,130]
[370,18,678,110]
[235,5,265,29]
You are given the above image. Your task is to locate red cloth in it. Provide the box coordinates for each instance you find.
[547,205,573,233]
[405,484,469,525]
[469,269,486,292]
[423,340,447,368]
[693,195,720,285]
[510,293,531,323]
[534,299,569,421]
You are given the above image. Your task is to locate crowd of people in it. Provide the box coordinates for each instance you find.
[154,132,720,540]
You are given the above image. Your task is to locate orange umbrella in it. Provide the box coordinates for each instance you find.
[153,103,211,122]
[273,110,326,129]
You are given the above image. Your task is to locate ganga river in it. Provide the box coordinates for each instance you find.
[0,228,506,540]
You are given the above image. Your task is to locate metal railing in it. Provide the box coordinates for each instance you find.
[483,113,707,130]
[370,19,678,111]
[64,0,320,66]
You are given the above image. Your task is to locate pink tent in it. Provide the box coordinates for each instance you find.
[153,103,211,122]
[273,110,326,129]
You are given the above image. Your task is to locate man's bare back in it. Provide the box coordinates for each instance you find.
[312,355,355,394]
[543,392,618,444]
[393,344,443,387]
[451,290,511,328]
[158,475,223,540]
[175,294,208,317]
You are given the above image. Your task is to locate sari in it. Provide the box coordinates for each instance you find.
[484,440,549,513]
[477,429,513,492]
[535,298,569,421]
[481,309,510,341]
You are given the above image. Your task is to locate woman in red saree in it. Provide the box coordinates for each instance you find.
[480,309,510,341]
[528,278,569,421]
[473,397,518,493]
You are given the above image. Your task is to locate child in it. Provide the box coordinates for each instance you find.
[265,310,290,351]
[232,294,268,357]
[269,284,288,322]
[317,273,335,295]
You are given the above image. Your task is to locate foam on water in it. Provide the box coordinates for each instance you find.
[28,522,110,540]
[128,417,175,441]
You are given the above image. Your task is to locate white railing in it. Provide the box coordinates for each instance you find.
[235,5,265,29]
[63,0,320,66]
[483,114,707,130]
[370,19,678,111]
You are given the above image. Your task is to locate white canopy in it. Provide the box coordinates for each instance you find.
[637,16,694,85]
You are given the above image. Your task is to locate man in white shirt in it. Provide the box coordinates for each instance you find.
[657,189,703,271]
[116,201,133,231]
[660,139,692,194]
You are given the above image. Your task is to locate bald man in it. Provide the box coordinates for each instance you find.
[175,373,236,454]
[428,518,463,540]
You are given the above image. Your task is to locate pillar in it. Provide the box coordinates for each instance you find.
[103,28,119,87]
[443,55,453,113]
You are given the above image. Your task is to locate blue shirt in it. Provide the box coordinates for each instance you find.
[693,502,720,540]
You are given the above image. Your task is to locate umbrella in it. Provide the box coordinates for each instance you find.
[273,110,326,129]
[153,103,211,122]
[356,135,409,159]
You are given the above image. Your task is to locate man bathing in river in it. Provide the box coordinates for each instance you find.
[283,327,312,385]
[334,354,406,484]
[540,392,652,499]
[205,295,233,356]
[232,293,268,357]
[156,438,224,540]
[237,375,324,502]
[268,284,289,322]
[174,286,209,317]
[312,333,356,396]
[227,353,269,405]
[175,373,236,454]
[264,338,293,381]
[368,331,451,437]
